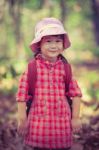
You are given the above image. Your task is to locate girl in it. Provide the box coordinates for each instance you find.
[16,18,82,150]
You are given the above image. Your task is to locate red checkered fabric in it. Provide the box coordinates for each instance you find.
[16,54,82,148]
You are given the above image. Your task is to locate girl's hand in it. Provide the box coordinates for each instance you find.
[71,117,82,133]
[17,116,29,137]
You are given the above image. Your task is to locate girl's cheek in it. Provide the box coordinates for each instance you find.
[59,44,64,49]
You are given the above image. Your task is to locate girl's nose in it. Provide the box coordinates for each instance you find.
[51,42,57,48]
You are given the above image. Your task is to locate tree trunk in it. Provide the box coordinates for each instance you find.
[59,0,67,25]
[42,0,51,8]
[91,0,99,46]
[8,0,22,44]
[0,0,5,23]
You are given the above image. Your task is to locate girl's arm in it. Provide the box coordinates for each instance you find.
[71,97,82,133]
[17,102,29,136]
[17,102,27,120]
[72,97,80,118]
[16,69,29,136]
[67,78,82,133]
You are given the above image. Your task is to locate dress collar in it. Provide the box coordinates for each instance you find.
[35,53,62,67]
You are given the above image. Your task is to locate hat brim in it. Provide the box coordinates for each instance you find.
[30,27,71,52]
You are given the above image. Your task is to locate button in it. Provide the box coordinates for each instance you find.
[50,81,53,85]
[50,64,53,67]
[49,69,54,73]
[50,89,54,94]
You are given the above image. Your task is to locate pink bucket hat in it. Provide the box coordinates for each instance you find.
[30,18,71,52]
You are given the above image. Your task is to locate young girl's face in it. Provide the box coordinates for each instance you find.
[40,35,64,62]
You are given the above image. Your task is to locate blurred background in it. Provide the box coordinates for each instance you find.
[0,0,99,150]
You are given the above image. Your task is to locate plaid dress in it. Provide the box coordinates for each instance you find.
[16,54,82,149]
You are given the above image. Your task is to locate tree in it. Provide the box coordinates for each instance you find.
[0,0,5,23]
[91,0,99,46]
[7,0,23,44]
[59,0,67,25]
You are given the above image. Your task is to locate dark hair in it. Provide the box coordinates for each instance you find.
[34,48,41,57]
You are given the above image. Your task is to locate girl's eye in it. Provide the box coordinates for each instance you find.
[46,40,51,42]
[56,40,62,42]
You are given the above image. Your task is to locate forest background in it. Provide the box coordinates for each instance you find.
[0,0,99,150]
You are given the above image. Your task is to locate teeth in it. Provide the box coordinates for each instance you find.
[49,50,56,51]
[49,51,57,52]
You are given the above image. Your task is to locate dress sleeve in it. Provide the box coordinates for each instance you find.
[66,78,82,98]
[16,69,29,102]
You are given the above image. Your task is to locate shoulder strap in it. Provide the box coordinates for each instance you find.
[64,63,72,92]
[61,55,72,92]
[61,55,72,113]
[28,58,37,97]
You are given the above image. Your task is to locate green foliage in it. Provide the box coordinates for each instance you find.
[22,0,43,10]
[82,71,99,101]
[91,47,99,57]
[65,1,95,53]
